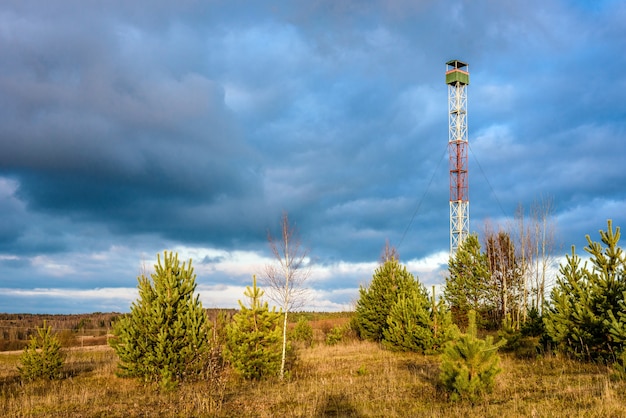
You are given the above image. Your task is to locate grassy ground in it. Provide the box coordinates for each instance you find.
[2,340,626,417]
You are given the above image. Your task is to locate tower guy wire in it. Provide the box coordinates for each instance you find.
[397,144,448,253]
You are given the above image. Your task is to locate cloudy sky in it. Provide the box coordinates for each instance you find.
[1,0,625,314]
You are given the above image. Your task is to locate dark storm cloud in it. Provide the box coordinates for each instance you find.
[0,0,625,312]
[0,1,269,251]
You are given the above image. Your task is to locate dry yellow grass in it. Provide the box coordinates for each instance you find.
[1,341,626,417]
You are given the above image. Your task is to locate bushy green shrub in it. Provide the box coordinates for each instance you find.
[18,321,64,381]
[291,317,314,347]
[325,325,345,346]
[439,311,505,402]
[356,365,368,376]
[499,326,540,359]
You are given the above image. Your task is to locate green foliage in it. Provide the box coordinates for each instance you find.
[611,350,626,381]
[354,257,421,342]
[356,365,368,376]
[431,301,461,353]
[325,325,346,346]
[498,314,541,359]
[521,307,545,338]
[291,317,313,347]
[543,248,586,355]
[382,285,434,353]
[439,311,505,402]
[444,234,491,329]
[109,251,211,389]
[544,221,626,362]
[18,321,65,381]
[355,257,457,353]
[224,275,282,380]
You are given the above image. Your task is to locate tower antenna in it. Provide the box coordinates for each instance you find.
[446,60,470,254]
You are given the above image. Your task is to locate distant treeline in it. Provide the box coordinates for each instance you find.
[0,312,121,351]
[0,309,352,351]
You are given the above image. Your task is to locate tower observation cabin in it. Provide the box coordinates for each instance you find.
[446,60,469,86]
[446,59,470,255]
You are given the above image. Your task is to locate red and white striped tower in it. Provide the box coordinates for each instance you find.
[446,60,469,254]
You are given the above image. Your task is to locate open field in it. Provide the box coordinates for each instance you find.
[2,337,626,417]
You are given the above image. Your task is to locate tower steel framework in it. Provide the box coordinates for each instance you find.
[446,60,469,254]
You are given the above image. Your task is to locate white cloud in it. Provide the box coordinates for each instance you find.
[0,287,137,313]
[31,255,77,277]
[7,287,137,300]
[310,260,377,283]
[406,250,449,285]
[471,124,522,161]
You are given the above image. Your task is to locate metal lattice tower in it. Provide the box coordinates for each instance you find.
[446,60,469,254]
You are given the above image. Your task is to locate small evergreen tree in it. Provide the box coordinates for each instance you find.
[325,325,346,346]
[544,221,626,361]
[354,257,419,342]
[18,321,64,381]
[109,251,211,389]
[224,275,282,380]
[543,248,585,354]
[439,310,505,402]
